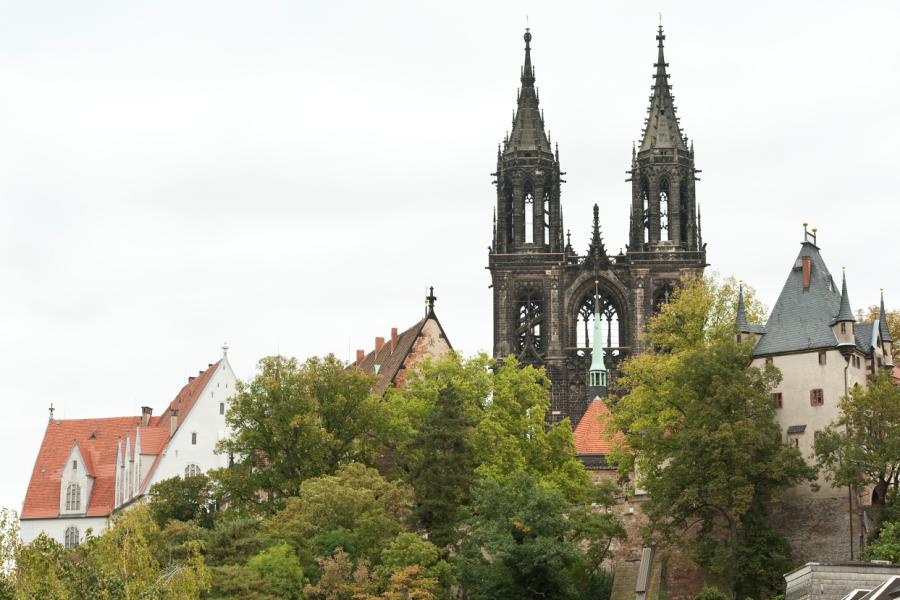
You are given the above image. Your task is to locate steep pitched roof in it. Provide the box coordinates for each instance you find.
[833,271,856,324]
[22,360,222,519]
[573,399,618,458]
[753,242,844,356]
[352,310,451,395]
[855,322,876,354]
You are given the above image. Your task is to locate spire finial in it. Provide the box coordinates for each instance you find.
[48,402,55,423]
[521,28,535,88]
[425,286,437,316]
[222,342,229,357]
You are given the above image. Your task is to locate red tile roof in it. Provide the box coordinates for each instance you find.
[573,399,613,456]
[22,361,220,520]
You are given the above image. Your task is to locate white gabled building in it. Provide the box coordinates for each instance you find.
[20,348,237,547]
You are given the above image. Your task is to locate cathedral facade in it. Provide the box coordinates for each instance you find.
[488,27,707,426]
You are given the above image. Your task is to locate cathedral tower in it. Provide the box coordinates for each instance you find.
[488,27,706,425]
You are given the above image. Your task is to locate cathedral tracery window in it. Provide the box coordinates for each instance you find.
[679,179,689,244]
[515,292,544,356]
[185,464,202,478]
[542,190,550,246]
[524,186,534,244]
[653,282,676,313]
[640,178,650,245]
[659,178,670,240]
[576,294,620,350]
[64,526,80,549]
[503,183,514,245]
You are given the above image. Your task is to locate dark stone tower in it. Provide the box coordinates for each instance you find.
[488,27,706,426]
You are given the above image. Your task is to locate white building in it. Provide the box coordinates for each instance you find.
[20,348,237,547]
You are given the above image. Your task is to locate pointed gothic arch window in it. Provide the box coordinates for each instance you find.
[64,526,80,549]
[659,178,670,241]
[515,291,544,357]
[185,464,202,478]
[543,189,550,246]
[503,182,514,246]
[653,282,676,313]
[65,482,81,512]
[679,179,689,245]
[576,294,620,350]
[524,184,534,244]
[640,178,650,246]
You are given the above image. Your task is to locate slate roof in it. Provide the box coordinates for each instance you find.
[855,322,876,354]
[352,311,451,395]
[753,242,844,356]
[22,360,220,520]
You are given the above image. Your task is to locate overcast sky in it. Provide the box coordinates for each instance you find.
[2,1,898,514]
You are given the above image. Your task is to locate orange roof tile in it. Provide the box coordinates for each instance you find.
[22,361,221,520]
[573,399,613,456]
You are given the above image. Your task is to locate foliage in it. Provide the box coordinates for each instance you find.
[731,508,792,600]
[864,521,900,563]
[474,356,593,503]
[263,463,414,567]
[399,354,487,546]
[607,275,813,592]
[215,354,389,512]
[148,474,217,528]
[207,565,278,600]
[303,548,376,600]
[857,305,900,363]
[247,543,307,600]
[376,533,452,591]
[814,372,900,505]
[203,514,271,567]
[0,509,18,598]
[693,587,729,600]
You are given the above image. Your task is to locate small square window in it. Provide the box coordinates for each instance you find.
[772,393,783,409]
[191,432,197,445]
[818,351,827,366]
[791,438,799,448]
[810,389,824,406]
[765,357,774,366]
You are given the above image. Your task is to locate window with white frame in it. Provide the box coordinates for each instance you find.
[65,482,81,511]
[64,526,79,549]
[185,464,201,478]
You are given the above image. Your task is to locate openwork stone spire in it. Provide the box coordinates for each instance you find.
[505,28,552,155]
[640,25,687,152]
[585,204,609,268]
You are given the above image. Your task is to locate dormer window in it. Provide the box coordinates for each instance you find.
[65,483,81,511]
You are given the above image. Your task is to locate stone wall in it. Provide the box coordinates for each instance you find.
[770,492,861,564]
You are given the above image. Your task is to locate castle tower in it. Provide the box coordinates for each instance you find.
[488,27,706,426]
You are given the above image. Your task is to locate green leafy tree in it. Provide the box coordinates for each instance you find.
[148,474,217,528]
[203,515,272,567]
[215,355,389,512]
[376,533,452,592]
[864,521,900,563]
[0,509,18,599]
[456,474,584,600]
[247,543,307,600]
[263,463,414,568]
[474,357,592,503]
[400,354,488,547]
[814,372,900,506]
[12,534,76,599]
[303,548,377,600]
[607,275,814,594]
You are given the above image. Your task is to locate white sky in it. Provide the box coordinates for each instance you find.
[2,1,899,514]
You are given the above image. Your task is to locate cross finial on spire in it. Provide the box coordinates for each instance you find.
[426,286,437,316]
[49,402,55,423]
[521,27,535,88]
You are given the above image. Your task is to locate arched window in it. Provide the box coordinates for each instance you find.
[542,190,551,246]
[640,178,650,245]
[653,282,676,313]
[679,179,690,244]
[515,292,544,357]
[65,483,81,512]
[576,294,620,350]
[659,178,670,240]
[64,526,79,549]
[184,464,202,478]
[503,183,514,245]
[524,186,534,244]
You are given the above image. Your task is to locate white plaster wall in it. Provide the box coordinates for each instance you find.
[20,516,108,546]
[753,349,868,496]
[145,357,237,487]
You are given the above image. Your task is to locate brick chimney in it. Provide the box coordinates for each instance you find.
[141,406,153,427]
[391,328,398,350]
[802,256,811,290]
[375,336,385,354]
[356,349,365,364]
[170,409,179,436]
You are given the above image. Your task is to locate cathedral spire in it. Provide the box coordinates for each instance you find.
[640,24,687,152]
[586,204,609,268]
[506,28,551,154]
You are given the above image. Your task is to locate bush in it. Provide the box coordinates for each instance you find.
[694,587,729,600]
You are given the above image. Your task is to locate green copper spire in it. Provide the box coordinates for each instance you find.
[589,282,608,396]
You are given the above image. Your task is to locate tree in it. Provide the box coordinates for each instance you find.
[607,275,814,594]
[148,474,217,528]
[814,371,900,506]
[263,463,414,568]
[456,474,584,600]
[303,548,377,600]
[864,521,900,563]
[246,543,307,600]
[857,305,900,364]
[400,354,488,547]
[215,355,390,512]
[473,357,593,504]
[0,509,18,599]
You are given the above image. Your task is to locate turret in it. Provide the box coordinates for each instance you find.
[879,291,894,368]
[832,270,856,351]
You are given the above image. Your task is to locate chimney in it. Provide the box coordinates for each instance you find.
[170,409,179,436]
[141,406,152,427]
[802,256,811,290]
[375,336,385,354]
[356,349,365,364]
[391,327,398,350]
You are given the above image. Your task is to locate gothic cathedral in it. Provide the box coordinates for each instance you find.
[488,27,707,426]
